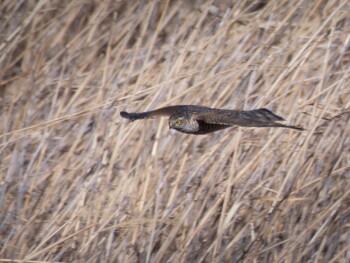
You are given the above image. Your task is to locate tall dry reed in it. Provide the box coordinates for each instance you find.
[1,0,349,262]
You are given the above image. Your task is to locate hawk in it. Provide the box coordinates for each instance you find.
[120,105,304,135]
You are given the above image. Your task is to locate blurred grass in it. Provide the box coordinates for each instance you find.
[1,0,350,262]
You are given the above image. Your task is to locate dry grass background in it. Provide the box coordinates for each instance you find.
[1,0,350,262]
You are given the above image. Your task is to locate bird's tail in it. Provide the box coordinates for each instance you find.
[250,108,285,121]
[246,108,304,131]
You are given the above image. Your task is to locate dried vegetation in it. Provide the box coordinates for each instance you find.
[1,0,350,262]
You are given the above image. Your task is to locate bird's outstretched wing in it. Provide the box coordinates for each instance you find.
[120,105,185,121]
[195,108,304,131]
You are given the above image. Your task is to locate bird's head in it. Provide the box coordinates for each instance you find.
[169,115,198,134]
[169,116,187,129]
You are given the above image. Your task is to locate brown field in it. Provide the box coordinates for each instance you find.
[1,0,350,262]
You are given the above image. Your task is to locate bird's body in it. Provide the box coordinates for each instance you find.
[120,105,304,135]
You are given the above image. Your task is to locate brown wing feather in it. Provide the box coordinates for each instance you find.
[120,106,185,121]
[195,108,304,130]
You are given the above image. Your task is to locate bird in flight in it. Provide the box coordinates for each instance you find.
[120,105,304,135]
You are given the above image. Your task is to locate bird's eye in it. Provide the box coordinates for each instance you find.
[175,120,181,126]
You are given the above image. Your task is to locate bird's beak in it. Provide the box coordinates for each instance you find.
[169,120,174,129]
